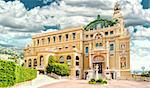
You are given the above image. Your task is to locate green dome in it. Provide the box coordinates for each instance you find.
[84,15,118,31]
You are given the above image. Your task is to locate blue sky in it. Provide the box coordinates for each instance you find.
[0,0,150,71]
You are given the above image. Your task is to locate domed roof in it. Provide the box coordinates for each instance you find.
[84,15,118,31]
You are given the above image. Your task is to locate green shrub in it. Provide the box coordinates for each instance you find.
[88,78,107,85]
[46,63,69,76]
[101,80,107,84]
[88,78,96,84]
[15,66,37,83]
[88,81,96,84]
[0,60,37,87]
[96,78,103,83]
[0,60,16,87]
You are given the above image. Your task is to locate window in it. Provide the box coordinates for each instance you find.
[76,56,79,66]
[65,46,68,49]
[40,56,44,66]
[110,43,114,51]
[42,38,44,45]
[67,55,71,66]
[66,34,68,41]
[72,33,76,40]
[96,43,99,47]
[28,59,32,67]
[53,36,56,43]
[85,47,89,54]
[59,48,62,50]
[110,31,114,35]
[99,43,102,46]
[90,34,93,38]
[105,32,108,35]
[76,70,80,78]
[59,35,62,42]
[72,46,75,48]
[60,56,64,64]
[37,39,39,45]
[24,60,27,66]
[34,59,37,67]
[48,37,50,44]
[86,35,88,38]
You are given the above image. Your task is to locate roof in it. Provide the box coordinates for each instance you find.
[84,15,118,31]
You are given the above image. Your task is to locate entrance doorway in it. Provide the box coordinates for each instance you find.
[93,63,103,77]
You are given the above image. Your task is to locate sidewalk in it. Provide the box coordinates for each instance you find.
[12,74,67,88]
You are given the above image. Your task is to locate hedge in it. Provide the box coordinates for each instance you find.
[15,66,37,83]
[0,60,37,87]
[0,60,16,87]
[46,63,69,76]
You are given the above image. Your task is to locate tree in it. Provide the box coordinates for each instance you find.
[48,56,57,65]
[46,56,69,76]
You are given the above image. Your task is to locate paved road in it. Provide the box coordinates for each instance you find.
[40,80,150,88]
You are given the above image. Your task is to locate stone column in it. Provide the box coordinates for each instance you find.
[95,64,99,80]
[105,41,110,79]
[89,43,92,69]
[106,41,110,68]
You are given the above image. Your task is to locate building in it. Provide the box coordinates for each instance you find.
[24,2,131,79]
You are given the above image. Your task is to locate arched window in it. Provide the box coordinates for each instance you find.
[85,47,89,54]
[24,60,27,67]
[96,43,99,47]
[48,37,50,44]
[76,56,79,66]
[60,56,64,64]
[34,59,37,67]
[40,56,44,66]
[67,55,71,66]
[42,38,44,45]
[37,39,39,45]
[99,43,102,46]
[76,70,80,78]
[28,59,32,67]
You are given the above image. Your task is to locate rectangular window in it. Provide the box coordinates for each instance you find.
[72,33,76,40]
[110,31,114,35]
[105,32,108,35]
[53,36,56,43]
[59,35,62,42]
[76,62,79,66]
[110,43,114,51]
[66,34,68,41]
[85,47,89,54]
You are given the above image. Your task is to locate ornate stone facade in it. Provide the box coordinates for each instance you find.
[24,2,131,79]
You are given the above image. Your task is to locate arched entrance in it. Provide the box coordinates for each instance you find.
[92,55,105,79]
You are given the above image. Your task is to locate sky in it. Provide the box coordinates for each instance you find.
[0,0,150,71]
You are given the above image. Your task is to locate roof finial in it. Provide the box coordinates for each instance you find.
[114,1,121,11]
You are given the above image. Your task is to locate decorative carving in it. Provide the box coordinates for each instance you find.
[93,56,104,63]
[120,43,126,49]
[120,57,126,69]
